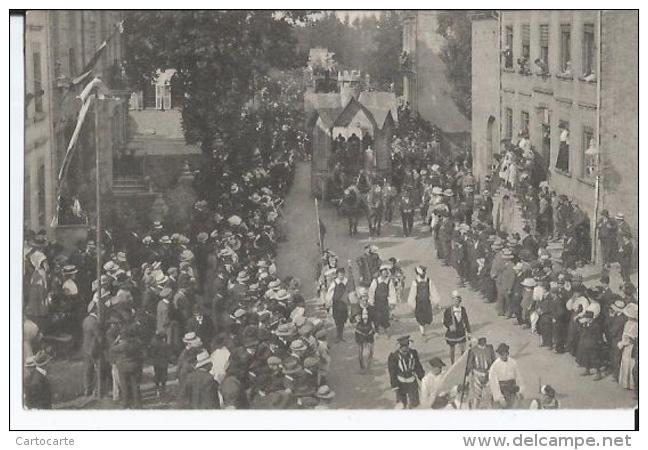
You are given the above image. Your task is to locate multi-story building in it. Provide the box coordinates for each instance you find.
[401,11,471,153]
[470,10,638,259]
[24,11,128,243]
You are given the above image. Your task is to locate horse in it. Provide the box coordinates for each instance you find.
[340,185,367,236]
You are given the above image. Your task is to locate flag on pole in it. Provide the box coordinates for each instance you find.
[438,348,470,395]
[57,94,95,187]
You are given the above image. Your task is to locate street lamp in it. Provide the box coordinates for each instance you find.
[585,138,601,263]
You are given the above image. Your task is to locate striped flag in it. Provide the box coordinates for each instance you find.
[57,94,95,187]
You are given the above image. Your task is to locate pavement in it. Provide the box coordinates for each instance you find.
[276,161,638,409]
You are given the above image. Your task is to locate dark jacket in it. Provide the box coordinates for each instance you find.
[181,367,221,409]
[24,368,52,409]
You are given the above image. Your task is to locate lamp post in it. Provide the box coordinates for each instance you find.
[585,140,600,264]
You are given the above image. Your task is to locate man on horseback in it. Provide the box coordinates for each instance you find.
[341,185,366,237]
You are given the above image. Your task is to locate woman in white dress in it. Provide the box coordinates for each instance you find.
[618,303,638,390]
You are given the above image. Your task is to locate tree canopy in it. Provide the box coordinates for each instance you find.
[436,11,472,118]
[294,11,403,92]
[123,11,309,152]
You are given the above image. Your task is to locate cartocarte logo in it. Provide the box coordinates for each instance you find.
[15,437,75,446]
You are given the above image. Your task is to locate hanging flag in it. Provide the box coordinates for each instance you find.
[437,348,470,395]
[57,94,95,187]
[80,41,108,76]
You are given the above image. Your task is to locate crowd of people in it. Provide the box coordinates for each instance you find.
[23,74,342,410]
[327,122,638,408]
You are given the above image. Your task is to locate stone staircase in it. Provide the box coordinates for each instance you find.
[112,175,150,196]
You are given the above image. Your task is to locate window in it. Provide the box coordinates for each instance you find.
[521,24,530,58]
[582,23,596,77]
[37,161,46,227]
[32,43,43,114]
[520,111,530,134]
[68,47,77,77]
[560,24,572,73]
[537,24,550,74]
[556,121,570,173]
[582,127,596,178]
[504,26,514,69]
[505,108,513,140]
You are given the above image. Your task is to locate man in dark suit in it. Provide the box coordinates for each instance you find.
[180,350,221,409]
[186,305,215,352]
[82,303,104,397]
[387,335,425,408]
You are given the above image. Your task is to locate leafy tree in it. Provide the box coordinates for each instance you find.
[436,11,472,118]
[123,11,309,152]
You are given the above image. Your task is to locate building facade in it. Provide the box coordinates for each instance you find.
[24,11,128,241]
[401,11,471,152]
[471,10,638,258]
[470,12,501,186]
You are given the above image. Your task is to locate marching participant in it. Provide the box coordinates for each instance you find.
[368,264,397,337]
[387,335,425,409]
[325,267,350,343]
[407,265,440,336]
[488,343,525,409]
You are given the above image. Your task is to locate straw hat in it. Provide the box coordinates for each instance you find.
[623,303,638,320]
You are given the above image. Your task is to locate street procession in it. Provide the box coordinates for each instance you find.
[20,10,638,413]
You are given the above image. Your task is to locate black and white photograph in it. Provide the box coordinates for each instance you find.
[9,6,640,433]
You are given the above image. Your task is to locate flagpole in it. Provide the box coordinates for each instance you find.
[315,198,323,252]
[94,97,104,399]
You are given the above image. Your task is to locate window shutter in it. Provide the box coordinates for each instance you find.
[522,24,530,44]
[540,25,549,45]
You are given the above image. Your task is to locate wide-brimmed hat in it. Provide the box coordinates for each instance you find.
[502,249,514,260]
[275,322,298,337]
[25,350,52,368]
[159,235,172,244]
[236,271,250,283]
[610,300,626,313]
[615,213,625,220]
[182,331,198,343]
[194,350,212,369]
[379,264,391,272]
[116,251,127,262]
[268,279,282,289]
[62,264,78,276]
[227,215,243,227]
[623,303,638,320]
[282,356,301,374]
[142,235,153,245]
[521,277,536,288]
[316,385,336,399]
[103,261,119,272]
[443,189,454,197]
[451,290,462,300]
[274,289,291,301]
[152,221,163,230]
[290,339,308,352]
[397,335,411,346]
[432,186,443,195]
[179,249,194,262]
